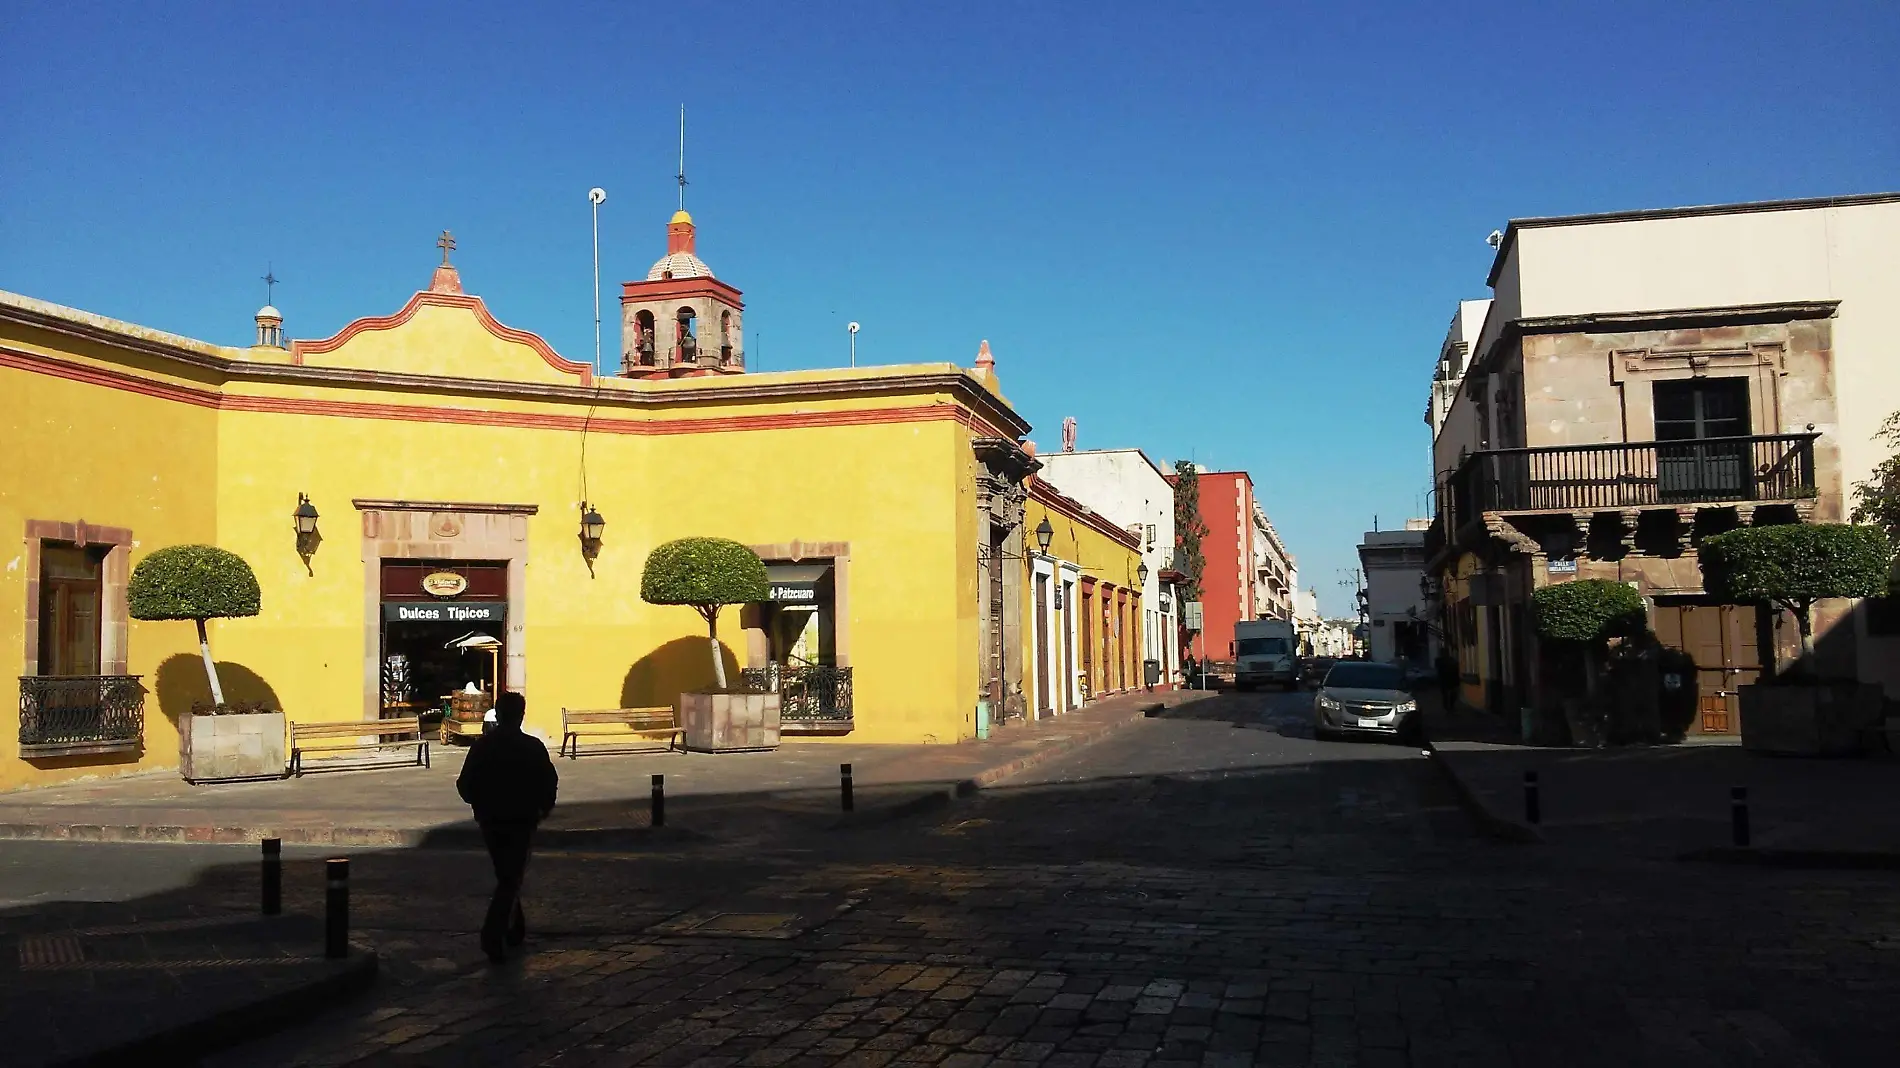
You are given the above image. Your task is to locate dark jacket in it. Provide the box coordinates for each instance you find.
[456,725,558,825]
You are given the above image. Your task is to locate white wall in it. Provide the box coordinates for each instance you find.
[1508,199,1900,501]
[1037,449,1177,678]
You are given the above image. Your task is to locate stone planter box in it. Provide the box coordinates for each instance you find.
[180,710,288,783]
[1739,682,1884,757]
[678,691,781,753]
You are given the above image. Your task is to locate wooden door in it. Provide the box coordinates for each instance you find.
[1034,575,1051,716]
[1080,587,1094,699]
[1655,604,1760,733]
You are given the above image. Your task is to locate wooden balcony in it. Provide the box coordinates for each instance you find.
[1441,433,1819,550]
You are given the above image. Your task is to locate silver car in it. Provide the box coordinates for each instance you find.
[1312,661,1418,742]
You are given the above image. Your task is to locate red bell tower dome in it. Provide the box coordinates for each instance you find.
[618,208,745,378]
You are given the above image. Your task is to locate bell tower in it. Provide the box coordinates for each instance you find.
[620,210,745,378]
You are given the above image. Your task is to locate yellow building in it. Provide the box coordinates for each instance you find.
[0,211,1049,790]
[1020,474,1146,719]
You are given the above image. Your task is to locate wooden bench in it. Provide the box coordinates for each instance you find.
[289,717,430,776]
[560,707,683,758]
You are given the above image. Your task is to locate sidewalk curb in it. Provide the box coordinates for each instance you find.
[1423,740,1544,844]
[0,693,1208,847]
[51,946,378,1068]
[1679,846,1900,870]
[966,693,1209,790]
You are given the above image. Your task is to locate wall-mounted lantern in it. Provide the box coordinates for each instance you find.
[1033,517,1054,553]
[293,493,321,572]
[1136,561,1150,586]
[578,502,606,572]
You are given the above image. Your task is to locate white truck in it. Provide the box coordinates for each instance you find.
[1232,618,1299,691]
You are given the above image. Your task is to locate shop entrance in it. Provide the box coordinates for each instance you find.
[378,560,509,734]
[748,561,851,730]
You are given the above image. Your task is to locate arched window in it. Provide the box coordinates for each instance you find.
[676,307,697,362]
[635,310,656,365]
[719,311,733,363]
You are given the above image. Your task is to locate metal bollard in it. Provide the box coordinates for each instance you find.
[1731,786,1750,847]
[1523,770,1541,825]
[651,773,665,828]
[840,763,855,812]
[261,838,282,916]
[324,857,349,959]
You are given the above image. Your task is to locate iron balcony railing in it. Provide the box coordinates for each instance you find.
[19,675,146,757]
[1445,433,1819,532]
[739,664,854,730]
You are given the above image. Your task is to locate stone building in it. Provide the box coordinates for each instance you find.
[1428,192,1900,732]
[0,206,1041,790]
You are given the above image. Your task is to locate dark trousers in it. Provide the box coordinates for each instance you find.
[479,821,534,951]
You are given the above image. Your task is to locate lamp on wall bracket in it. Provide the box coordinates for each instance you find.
[1033,517,1054,553]
[1137,561,1150,586]
[293,493,321,574]
[578,502,606,575]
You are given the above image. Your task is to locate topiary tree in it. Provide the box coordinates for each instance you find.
[1850,410,1900,589]
[1531,578,1649,644]
[1532,579,1649,708]
[640,537,769,690]
[128,545,261,707]
[1699,523,1891,671]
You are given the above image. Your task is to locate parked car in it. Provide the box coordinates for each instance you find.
[1299,657,1337,689]
[1313,661,1419,743]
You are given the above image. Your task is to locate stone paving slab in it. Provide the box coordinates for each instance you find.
[0,906,375,1067]
[0,689,1202,847]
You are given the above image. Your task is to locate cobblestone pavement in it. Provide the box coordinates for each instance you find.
[169,689,1900,1066]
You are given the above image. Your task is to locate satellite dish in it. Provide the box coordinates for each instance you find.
[847,321,861,334]
[1485,229,1504,249]
[588,187,608,205]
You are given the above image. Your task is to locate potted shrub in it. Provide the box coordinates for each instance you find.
[640,537,778,752]
[1699,523,1891,756]
[1531,579,1648,747]
[129,545,282,782]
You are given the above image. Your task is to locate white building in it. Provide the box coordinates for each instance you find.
[1035,445,1179,686]
[1251,505,1296,621]
[1359,520,1434,669]
[1426,298,1492,438]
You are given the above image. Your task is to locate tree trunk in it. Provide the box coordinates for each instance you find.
[703,606,727,691]
[196,617,226,706]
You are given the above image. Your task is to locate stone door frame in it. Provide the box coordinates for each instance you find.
[354,499,536,721]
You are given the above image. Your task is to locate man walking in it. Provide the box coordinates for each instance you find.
[455,692,557,963]
[1434,648,1461,719]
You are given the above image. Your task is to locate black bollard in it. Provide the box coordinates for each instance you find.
[324,857,349,959]
[1731,786,1750,847]
[1524,770,1541,825]
[840,763,855,812]
[261,837,281,916]
[651,773,665,828]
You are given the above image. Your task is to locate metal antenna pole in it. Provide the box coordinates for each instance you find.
[591,199,601,375]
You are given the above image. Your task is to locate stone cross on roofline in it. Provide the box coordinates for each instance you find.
[437,230,456,265]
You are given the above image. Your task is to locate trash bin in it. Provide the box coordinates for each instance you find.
[1143,659,1161,687]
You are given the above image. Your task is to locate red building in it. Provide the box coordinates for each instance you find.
[1172,469,1258,665]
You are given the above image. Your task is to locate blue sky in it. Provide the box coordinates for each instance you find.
[4,1,1896,614]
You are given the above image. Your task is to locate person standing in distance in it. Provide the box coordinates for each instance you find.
[455,691,557,963]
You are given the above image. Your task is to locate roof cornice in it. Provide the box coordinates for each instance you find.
[0,292,1029,434]
[1473,300,1842,377]
[1486,191,1900,287]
